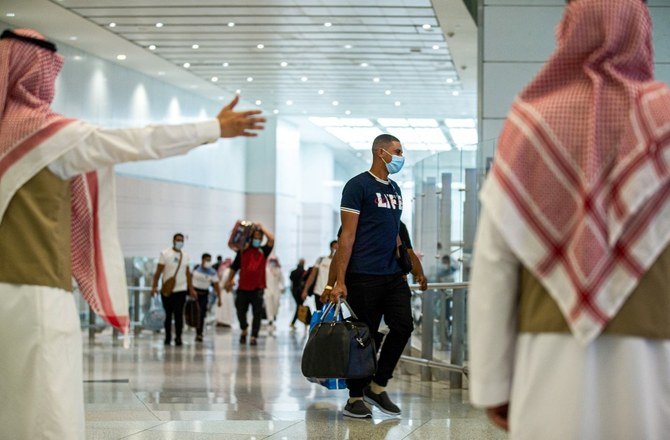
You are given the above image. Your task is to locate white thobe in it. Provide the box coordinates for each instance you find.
[0,119,220,440]
[468,207,670,440]
[264,267,285,321]
[216,268,236,326]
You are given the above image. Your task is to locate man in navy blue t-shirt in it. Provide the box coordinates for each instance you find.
[330,134,413,419]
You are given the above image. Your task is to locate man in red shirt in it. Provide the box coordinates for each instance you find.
[224,224,275,345]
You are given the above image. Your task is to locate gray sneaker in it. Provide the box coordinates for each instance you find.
[343,399,372,419]
[364,388,401,416]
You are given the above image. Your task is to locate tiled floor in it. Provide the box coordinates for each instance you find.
[82,299,507,440]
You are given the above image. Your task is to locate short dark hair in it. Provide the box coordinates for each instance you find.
[330,240,338,247]
[372,134,400,153]
[202,253,211,260]
[216,255,222,261]
[173,233,184,241]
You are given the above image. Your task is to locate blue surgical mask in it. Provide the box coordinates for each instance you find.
[252,239,262,248]
[383,149,405,174]
[174,241,184,251]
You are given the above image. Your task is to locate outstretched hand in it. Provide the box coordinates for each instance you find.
[217,95,266,138]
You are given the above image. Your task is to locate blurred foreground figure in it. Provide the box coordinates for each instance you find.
[0,29,264,439]
[468,1,670,439]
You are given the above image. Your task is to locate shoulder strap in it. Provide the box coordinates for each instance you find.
[173,251,183,277]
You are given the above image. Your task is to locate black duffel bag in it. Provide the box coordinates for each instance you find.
[184,296,200,328]
[301,299,377,380]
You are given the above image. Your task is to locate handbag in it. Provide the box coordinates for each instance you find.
[142,295,166,331]
[184,296,200,328]
[396,234,413,274]
[301,300,377,380]
[306,307,347,390]
[297,304,312,325]
[160,251,183,296]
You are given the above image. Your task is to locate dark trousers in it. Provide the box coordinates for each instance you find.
[195,289,209,336]
[161,290,186,342]
[344,274,413,398]
[291,290,302,325]
[235,289,263,337]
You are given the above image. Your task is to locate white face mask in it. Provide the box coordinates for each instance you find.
[174,241,184,250]
[203,261,212,269]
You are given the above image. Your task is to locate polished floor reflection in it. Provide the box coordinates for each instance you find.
[82,299,507,439]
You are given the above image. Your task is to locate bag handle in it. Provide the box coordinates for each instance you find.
[334,298,359,321]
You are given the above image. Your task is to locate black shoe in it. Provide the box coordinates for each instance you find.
[343,399,372,419]
[239,333,247,344]
[249,337,258,346]
[175,338,183,346]
[164,338,171,346]
[364,388,401,416]
[195,334,203,342]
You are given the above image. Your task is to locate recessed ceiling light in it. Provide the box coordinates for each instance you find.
[446,78,454,84]
[385,90,391,95]
[422,24,432,30]
[69,36,77,41]
[324,22,332,27]
[360,62,369,67]
[155,22,164,28]
[246,77,253,82]
[182,62,190,68]
[255,100,262,105]
[211,76,219,82]
[148,45,157,50]
[116,54,127,61]
[332,100,339,106]
[257,44,264,49]
[301,76,308,82]
[273,109,279,114]
[236,89,241,94]
[158,71,166,76]
[344,44,352,49]
[394,101,401,106]
[73,55,82,61]
[222,62,229,67]
[192,44,199,49]
[373,77,380,83]
[432,45,440,50]
[6,13,16,17]
[318,89,324,95]
[228,22,235,27]
[286,100,293,105]
[280,61,288,67]
[452,91,460,96]
[345,110,351,115]
[218,96,225,100]
[108,22,116,27]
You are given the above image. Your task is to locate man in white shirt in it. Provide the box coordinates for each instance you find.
[0,28,265,439]
[151,233,195,346]
[191,253,222,342]
[301,240,338,310]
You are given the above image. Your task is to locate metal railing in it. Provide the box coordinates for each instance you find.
[400,282,469,388]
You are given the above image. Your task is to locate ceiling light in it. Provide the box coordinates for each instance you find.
[360,62,369,67]
[158,71,166,76]
[148,45,156,50]
[192,44,199,49]
[273,109,279,114]
[182,62,190,68]
[218,96,225,100]
[211,76,219,82]
[373,77,380,83]
[286,100,293,106]
[344,44,352,49]
[345,110,351,115]
[155,22,164,28]
[222,62,229,67]
[422,24,432,30]
[69,36,77,41]
[452,91,460,96]
[6,13,15,17]
[394,101,401,107]
[332,100,339,106]
[73,55,82,61]
[228,22,235,27]
[246,77,254,82]
[324,22,332,27]
[280,61,288,67]
[257,44,264,49]
[385,90,391,95]
[446,78,454,84]
[255,100,262,105]
[318,90,325,95]
[301,76,308,82]
[235,89,241,94]
[116,54,127,61]
[432,45,440,50]
[108,22,116,27]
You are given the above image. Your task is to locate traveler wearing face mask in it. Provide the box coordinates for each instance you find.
[191,253,222,342]
[224,224,275,346]
[330,134,413,419]
[151,233,195,346]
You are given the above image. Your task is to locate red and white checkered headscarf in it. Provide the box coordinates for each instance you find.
[481,0,670,343]
[0,29,129,332]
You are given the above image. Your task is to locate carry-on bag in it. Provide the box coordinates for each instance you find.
[184,296,200,328]
[301,299,377,380]
[142,295,166,331]
[297,303,312,325]
[227,220,255,252]
[305,306,347,390]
